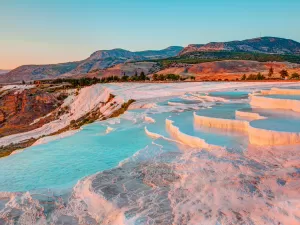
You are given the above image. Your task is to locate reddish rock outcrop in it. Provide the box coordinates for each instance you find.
[0,88,65,138]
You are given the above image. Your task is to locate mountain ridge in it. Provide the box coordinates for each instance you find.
[0,70,10,75]
[2,37,300,83]
[1,46,183,83]
[179,37,300,55]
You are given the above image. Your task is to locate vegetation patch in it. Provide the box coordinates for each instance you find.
[109,99,135,118]
[0,138,37,158]
[153,51,300,68]
[152,74,195,81]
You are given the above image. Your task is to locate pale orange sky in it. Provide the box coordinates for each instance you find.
[0,40,93,70]
[1,0,300,70]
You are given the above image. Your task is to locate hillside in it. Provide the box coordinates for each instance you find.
[0,70,9,75]
[157,51,300,67]
[1,47,183,83]
[179,37,300,55]
[67,46,183,75]
[66,62,161,79]
[0,62,81,84]
[156,60,300,81]
[2,36,300,84]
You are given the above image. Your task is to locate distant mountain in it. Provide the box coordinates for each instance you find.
[68,46,183,75]
[65,62,161,79]
[0,62,81,83]
[3,37,300,84]
[0,70,9,75]
[1,46,183,83]
[179,37,300,55]
[135,46,184,59]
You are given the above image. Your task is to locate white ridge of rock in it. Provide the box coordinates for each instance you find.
[0,84,115,147]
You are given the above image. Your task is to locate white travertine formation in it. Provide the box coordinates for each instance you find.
[250,95,300,112]
[194,111,300,146]
[71,175,126,225]
[144,126,182,145]
[194,112,249,132]
[248,125,300,146]
[144,116,156,123]
[261,87,300,95]
[235,110,267,121]
[32,130,80,146]
[0,84,114,147]
[144,127,163,139]
[166,119,219,149]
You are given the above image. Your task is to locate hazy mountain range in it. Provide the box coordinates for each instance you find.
[179,37,300,55]
[0,46,183,83]
[0,70,10,75]
[1,37,300,83]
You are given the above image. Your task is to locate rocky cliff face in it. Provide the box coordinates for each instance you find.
[2,47,183,83]
[0,88,65,137]
[180,37,300,55]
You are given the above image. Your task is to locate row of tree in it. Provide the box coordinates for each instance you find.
[241,73,266,80]
[278,69,300,79]
[152,74,195,81]
[241,68,300,80]
[50,72,150,87]
[50,73,195,87]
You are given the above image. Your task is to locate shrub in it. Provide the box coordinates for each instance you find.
[246,73,265,80]
[268,67,274,78]
[279,69,289,79]
[290,72,300,79]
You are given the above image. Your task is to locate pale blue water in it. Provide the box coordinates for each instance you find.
[1,85,300,224]
[0,119,152,192]
[238,107,300,119]
[171,111,248,150]
[195,103,249,119]
[209,91,249,99]
[1,90,298,193]
[0,93,248,193]
[251,118,300,132]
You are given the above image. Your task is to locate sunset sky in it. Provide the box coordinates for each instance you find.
[1,0,300,69]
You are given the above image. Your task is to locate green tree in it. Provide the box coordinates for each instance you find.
[113,76,120,82]
[279,69,289,79]
[121,75,129,82]
[152,74,159,81]
[241,74,247,80]
[139,71,146,80]
[246,74,256,80]
[131,73,138,81]
[158,74,165,81]
[290,72,300,79]
[268,67,274,78]
[257,73,265,80]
